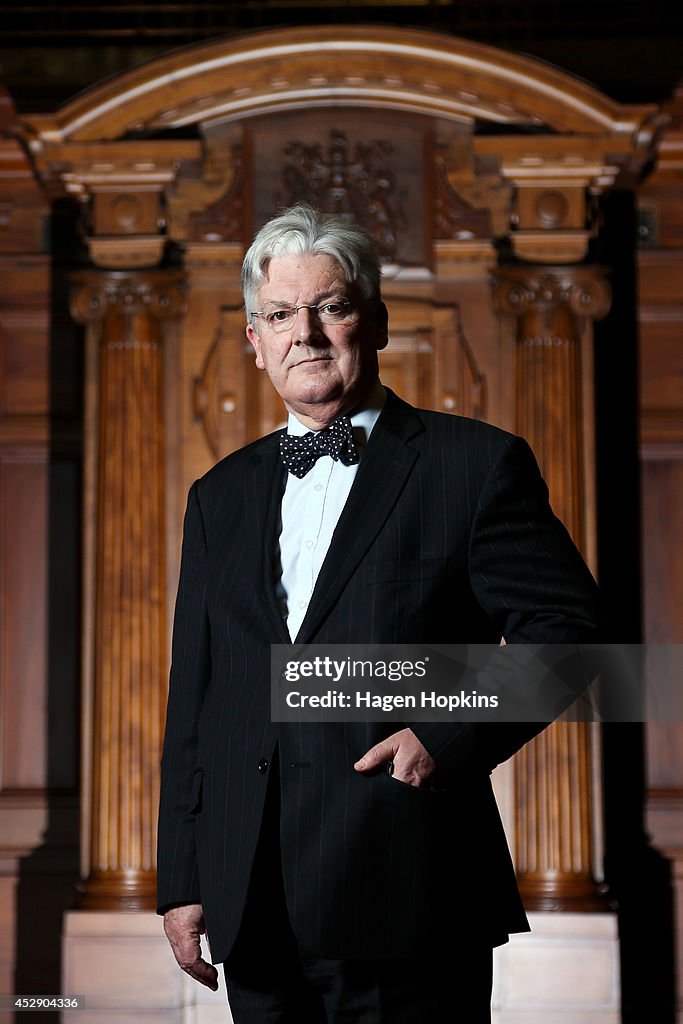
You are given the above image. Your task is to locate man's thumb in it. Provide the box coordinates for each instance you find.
[354,740,392,772]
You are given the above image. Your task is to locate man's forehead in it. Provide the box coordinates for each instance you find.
[259,252,348,289]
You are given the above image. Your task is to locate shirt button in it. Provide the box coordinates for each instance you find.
[314,484,323,492]
[299,600,307,609]
[305,540,313,548]
[257,758,269,774]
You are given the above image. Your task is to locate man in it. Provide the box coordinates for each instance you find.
[158,204,600,1022]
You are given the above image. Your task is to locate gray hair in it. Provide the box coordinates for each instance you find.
[242,204,381,323]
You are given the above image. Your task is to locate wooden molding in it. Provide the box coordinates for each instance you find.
[87,236,166,270]
[510,230,592,264]
[25,139,201,200]
[21,27,657,144]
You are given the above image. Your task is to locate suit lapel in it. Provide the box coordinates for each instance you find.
[295,392,424,643]
[243,432,291,643]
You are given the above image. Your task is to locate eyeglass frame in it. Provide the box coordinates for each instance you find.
[248,296,356,333]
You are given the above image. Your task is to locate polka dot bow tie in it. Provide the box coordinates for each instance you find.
[279,415,360,478]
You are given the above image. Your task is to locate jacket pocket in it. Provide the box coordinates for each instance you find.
[380,770,451,797]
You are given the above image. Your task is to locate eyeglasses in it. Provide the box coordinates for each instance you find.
[250,297,355,333]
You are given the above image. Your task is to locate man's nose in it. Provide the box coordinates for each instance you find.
[293,306,324,344]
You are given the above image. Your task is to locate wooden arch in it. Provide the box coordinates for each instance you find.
[24,25,656,144]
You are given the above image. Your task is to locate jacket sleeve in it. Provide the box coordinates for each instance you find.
[157,481,211,913]
[410,434,601,778]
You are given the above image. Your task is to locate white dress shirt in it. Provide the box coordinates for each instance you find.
[276,381,386,640]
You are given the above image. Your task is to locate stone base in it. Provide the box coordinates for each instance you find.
[493,912,620,1023]
[61,911,232,1023]
[62,909,619,1023]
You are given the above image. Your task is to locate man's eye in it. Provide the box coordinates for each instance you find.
[268,309,294,324]
[320,301,346,317]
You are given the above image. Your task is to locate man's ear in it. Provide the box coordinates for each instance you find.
[246,323,265,370]
[375,301,389,351]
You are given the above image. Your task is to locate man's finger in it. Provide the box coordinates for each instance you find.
[354,728,437,786]
[354,737,396,772]
[181,957,219,990]
[172,941,219,990]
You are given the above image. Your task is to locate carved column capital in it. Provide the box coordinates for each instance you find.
[70,270,187,326]
[491,264,612,323]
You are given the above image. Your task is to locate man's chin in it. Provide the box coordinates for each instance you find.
[287,380,344,407]
[283,387,352,425]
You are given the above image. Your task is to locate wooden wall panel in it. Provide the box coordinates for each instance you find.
[0,257,50,415]
[0,250,52,791]
[638,251,683,305]
[641,459,683,643]
[0,451,48,789]
[641,458,683,790]
[640,320,683,413]
[638,251,683,436]
[0,316,49,415]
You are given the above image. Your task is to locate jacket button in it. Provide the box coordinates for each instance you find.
[257,758,270,774]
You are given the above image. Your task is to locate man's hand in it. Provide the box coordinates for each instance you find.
[163,904,219,991]
[354,727,436,787]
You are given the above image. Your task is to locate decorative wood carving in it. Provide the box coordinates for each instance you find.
[276,129,406,260]
[193,318,222,460]
[187,145,245,244]
[493,262,611,911]
[247,110,430,266]
[432,303,487,418]
[167,137,233,242]
[434,150,491,240]
[191,303,256,461]
[70,269,185,910]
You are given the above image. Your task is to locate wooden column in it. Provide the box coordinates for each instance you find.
[71,270,185,910]
[493,263,611,911]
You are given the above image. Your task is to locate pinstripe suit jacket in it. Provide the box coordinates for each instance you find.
[157,389,600,963]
